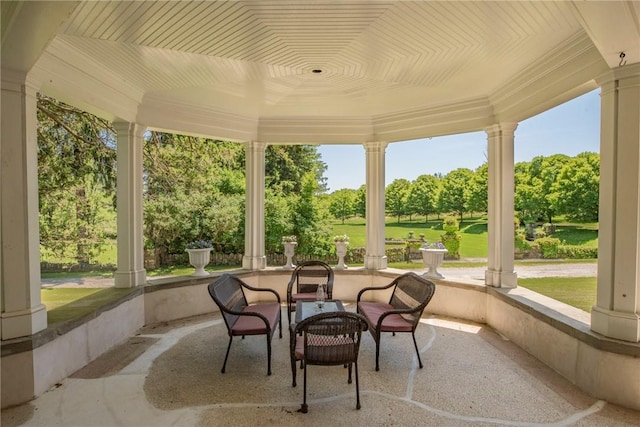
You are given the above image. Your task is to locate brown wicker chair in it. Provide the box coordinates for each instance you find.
[208,274,282,375]
[290,311,368,413]
[356,272,436,371]
[286,261,334,324]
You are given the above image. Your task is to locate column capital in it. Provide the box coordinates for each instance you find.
[113,121,147,138]
[363,141,388,153]
[485,122,518,137]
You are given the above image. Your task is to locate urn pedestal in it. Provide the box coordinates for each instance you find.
[420,248,447,279]
[335,241,348,270]
[283,242,297,269]
[186,248,212,277]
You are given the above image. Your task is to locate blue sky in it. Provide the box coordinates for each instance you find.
[318,89,601,192]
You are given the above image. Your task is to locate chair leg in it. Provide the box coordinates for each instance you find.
[412,332,423,369]
[222,336,233,374]
[375,332,381,371]
[278,312,283,338]
[301,362,308,413]
[267,334,272,376]
[347,362,352,384]
[355,360,361,410]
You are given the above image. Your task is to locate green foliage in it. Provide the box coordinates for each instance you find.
[552,152,599,221]
[535,237,561,258]
[442,216,459,234]
[439,168,473,220]
[557,245,598,259]
[385,178,411,222]
[328,188,356,224]
[354,185,367,218]
[37,95,117,264]
[515,231,532,252]
[467,163,488,214]
[440,233,461,256]
[406,174,440,222]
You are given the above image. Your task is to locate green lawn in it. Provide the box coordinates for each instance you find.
[42,287,135,324]
[518,277,596,312]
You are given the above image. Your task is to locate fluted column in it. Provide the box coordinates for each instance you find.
[591,64,640,342]
[113,121,147,288]
[485,123,518,288]
[242,141,267,270]
[364,141,388,270]
[0,72,47,339]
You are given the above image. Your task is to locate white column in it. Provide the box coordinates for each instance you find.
[0,72,47,339]
[113,121,146,288]
[364,141,388,270]
[242,141,267,270]
[485,123,518,288]
[592,64,640,342]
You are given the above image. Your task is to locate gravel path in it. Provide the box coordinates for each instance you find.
[41,262,596,288]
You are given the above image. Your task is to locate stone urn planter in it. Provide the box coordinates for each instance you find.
[185,247,212,277]
[282,241,297,269]
[420,248,447,279]
[334,236,349,270]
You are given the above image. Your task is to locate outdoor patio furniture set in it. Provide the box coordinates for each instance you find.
[208,262,436,413]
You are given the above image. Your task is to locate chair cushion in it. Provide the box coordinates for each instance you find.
[231,303,280,336]
[291,292,327,301]
[295,335,356,363]
[358,301,413,332]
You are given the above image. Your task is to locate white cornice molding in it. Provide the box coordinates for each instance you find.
[257,116,374,144]
[490,32,606,122]
[372,98,495,142]
[30,39,143,122]
[139,95,258,142]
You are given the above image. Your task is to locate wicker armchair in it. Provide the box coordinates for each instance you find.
[208,274,282,375]
[290,311,368,413]
[286,261,334,324]
[357,272,436,371]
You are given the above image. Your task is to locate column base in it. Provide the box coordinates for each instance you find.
[1,303,47,339]
[364,255,387,270]
[591,306,640,342]
[242,256,266,270]
[114,269,147,288]
[485,269,517,288]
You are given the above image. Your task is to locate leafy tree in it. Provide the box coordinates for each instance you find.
[143,133,246,254]
[328,189,356,224]
[553,152,599,221]
[266,145,328,194]
[385,178,411,223]
[467,163,488,215]
[290,172,332,254]
[37,94,116,264]
[407,174,440,222]
[439,168,473,220]
[354,185,367,218]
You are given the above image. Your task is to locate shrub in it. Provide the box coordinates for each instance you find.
[535,237,561,258]
[440,233,461,258]
[441,216,461,258]
[557,245,598,259]
[534,227,547,239]
[515,231,531,252]
[442,216,459,234]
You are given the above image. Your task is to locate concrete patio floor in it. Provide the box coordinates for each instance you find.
[2,305,639,427]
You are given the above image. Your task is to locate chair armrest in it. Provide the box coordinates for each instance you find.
[356,282,396,302]
[239,282,281,304]
[286,276,297,300]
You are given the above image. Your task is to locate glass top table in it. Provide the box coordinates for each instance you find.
[295,300,345,323]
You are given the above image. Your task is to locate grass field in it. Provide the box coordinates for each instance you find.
[518,277,596,312]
